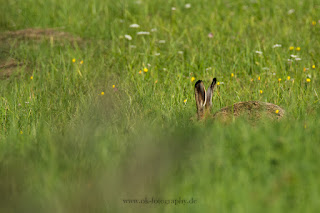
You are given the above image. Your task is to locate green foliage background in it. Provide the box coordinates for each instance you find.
[0,0,320,212]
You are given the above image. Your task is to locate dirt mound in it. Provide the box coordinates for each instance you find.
[0,28,83,43]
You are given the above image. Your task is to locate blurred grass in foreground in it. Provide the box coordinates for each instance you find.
[1,99,320,212]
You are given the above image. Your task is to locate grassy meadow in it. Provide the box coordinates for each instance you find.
[1,0,320,212]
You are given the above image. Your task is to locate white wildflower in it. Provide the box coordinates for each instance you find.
[185,3,191,8]
[158,40,166,43]
[171,7,176,11]
[272,44,282,48]
[130,24,140,28]
[290,55,298,58]
[206,67,212,71]
[255,51,263,55]
[295,58,301,61]
[151,28,157,32]
[137,31,150,35]
[155,53,160,56]
[124,35,132,40]
[178,51,184,54]
[287,9,295,15]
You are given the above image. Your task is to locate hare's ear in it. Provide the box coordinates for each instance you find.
[195,80,206,116]
[205,78,217,109]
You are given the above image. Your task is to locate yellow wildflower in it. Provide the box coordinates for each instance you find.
[258,76,261,81]
[296,47,301,51]
[72,58,76,63]
[112,85,115,88]
[306,78,311,83]
[30,76,33,80]
[312,65,315,69]
[139,70,142,74]
[191,77,195,82]
[289,46,294,50]
[155,80,158,84]
[259,90,263,94]
[275,110,279,114]
[278,78,282,82]
[143,68,148,72]
[80,60,83,64]
[217,82,220,86]
[183,99,187,104]
[20,131,23,134]
[287,76,291,80]
[101,92,105,95]
[303,67,307,72]
[231,73,234,77]
[312,21,316,26]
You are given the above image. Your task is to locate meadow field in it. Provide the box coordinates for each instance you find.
[1,0,320,212]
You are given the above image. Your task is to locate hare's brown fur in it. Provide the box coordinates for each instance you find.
[195,78,285,121]
[213,101,285,122]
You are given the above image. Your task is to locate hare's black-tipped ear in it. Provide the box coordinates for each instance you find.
[195,80,206,113]
[205,78,217,109]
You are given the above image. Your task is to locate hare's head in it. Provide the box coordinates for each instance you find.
[194,78,217,119]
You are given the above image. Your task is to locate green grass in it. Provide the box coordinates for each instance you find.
[1,0,320,212]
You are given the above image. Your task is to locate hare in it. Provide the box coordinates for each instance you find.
[195,78,285,121]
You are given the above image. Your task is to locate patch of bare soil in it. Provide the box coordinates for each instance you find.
[0,28,83,44]
[0,58,26,79]
[0,28,85,78]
